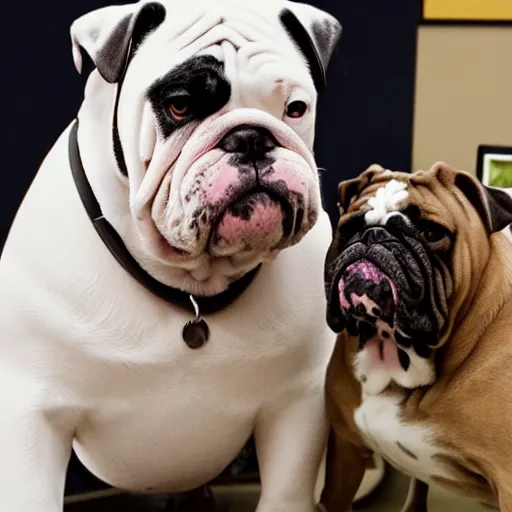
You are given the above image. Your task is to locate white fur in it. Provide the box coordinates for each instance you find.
[0,1,341,511]
[354,393,453,483]
[354,348,436,394]
[364,179,408,226]
[354,343,436,395]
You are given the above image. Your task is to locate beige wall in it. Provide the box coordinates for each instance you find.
[412,25,512,175]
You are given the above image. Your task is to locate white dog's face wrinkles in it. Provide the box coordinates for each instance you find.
[71,0,341,279]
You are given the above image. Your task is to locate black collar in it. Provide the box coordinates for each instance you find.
[68,120,261,316]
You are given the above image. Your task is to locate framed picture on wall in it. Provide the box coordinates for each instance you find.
[476,145,512,188]
[423,0,512,21]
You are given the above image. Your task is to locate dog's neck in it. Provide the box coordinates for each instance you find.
[439,232,512,378]
[76,72,266,297]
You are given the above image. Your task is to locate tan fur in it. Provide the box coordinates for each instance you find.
[321,162,512,512]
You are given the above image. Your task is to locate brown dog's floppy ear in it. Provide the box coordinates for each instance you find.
[70,2,166,84]
[436,162,512,234]
[337,164,387,216]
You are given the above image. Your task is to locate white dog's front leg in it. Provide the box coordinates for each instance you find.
[0,378,75,512]
[254,388,328,512]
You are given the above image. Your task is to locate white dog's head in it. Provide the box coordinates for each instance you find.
[71,0,341,293]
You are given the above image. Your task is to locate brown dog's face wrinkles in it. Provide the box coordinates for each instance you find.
[324,162,512,392]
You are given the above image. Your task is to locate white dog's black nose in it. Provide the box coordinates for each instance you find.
[218,125,277,160]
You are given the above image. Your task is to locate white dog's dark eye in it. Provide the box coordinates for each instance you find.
[286,101,308,119]
[167,96,191,121]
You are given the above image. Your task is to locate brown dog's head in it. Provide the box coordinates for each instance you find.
[325,162,512,392]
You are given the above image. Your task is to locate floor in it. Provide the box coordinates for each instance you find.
[65,468,489,511]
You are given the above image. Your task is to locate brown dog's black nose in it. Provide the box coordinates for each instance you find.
[362,227,392,245]
[218,125,277,160]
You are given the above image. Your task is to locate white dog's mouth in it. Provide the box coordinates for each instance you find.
[208,184,302,257]
[134,109,320,265]
[154,184,299,261]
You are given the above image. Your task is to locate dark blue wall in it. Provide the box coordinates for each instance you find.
[313,0,421,221]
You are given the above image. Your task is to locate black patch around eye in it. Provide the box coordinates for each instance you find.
[147,55,231,139]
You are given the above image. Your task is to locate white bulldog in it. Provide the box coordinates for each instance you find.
[0,1,341,511]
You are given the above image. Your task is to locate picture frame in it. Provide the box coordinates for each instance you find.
[421,0,512,24]
[476,145,512,188]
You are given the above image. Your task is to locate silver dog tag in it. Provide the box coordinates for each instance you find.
[182,296,209,349]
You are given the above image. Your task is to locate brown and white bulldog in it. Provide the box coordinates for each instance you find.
[319,162,512,511]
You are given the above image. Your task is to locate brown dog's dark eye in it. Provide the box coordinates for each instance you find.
[286,101,308,119]
[419,221,451,249]
[167,96,192,121]
[423,227,445,243]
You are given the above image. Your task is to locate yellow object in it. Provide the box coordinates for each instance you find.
[424,0,512,20]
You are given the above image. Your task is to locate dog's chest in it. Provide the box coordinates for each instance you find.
[61,258,331,492]
[71,305,315,491]
[354,393,452,483]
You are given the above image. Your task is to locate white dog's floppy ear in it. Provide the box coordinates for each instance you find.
[70,1,166,84]
[280,1,342,90]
